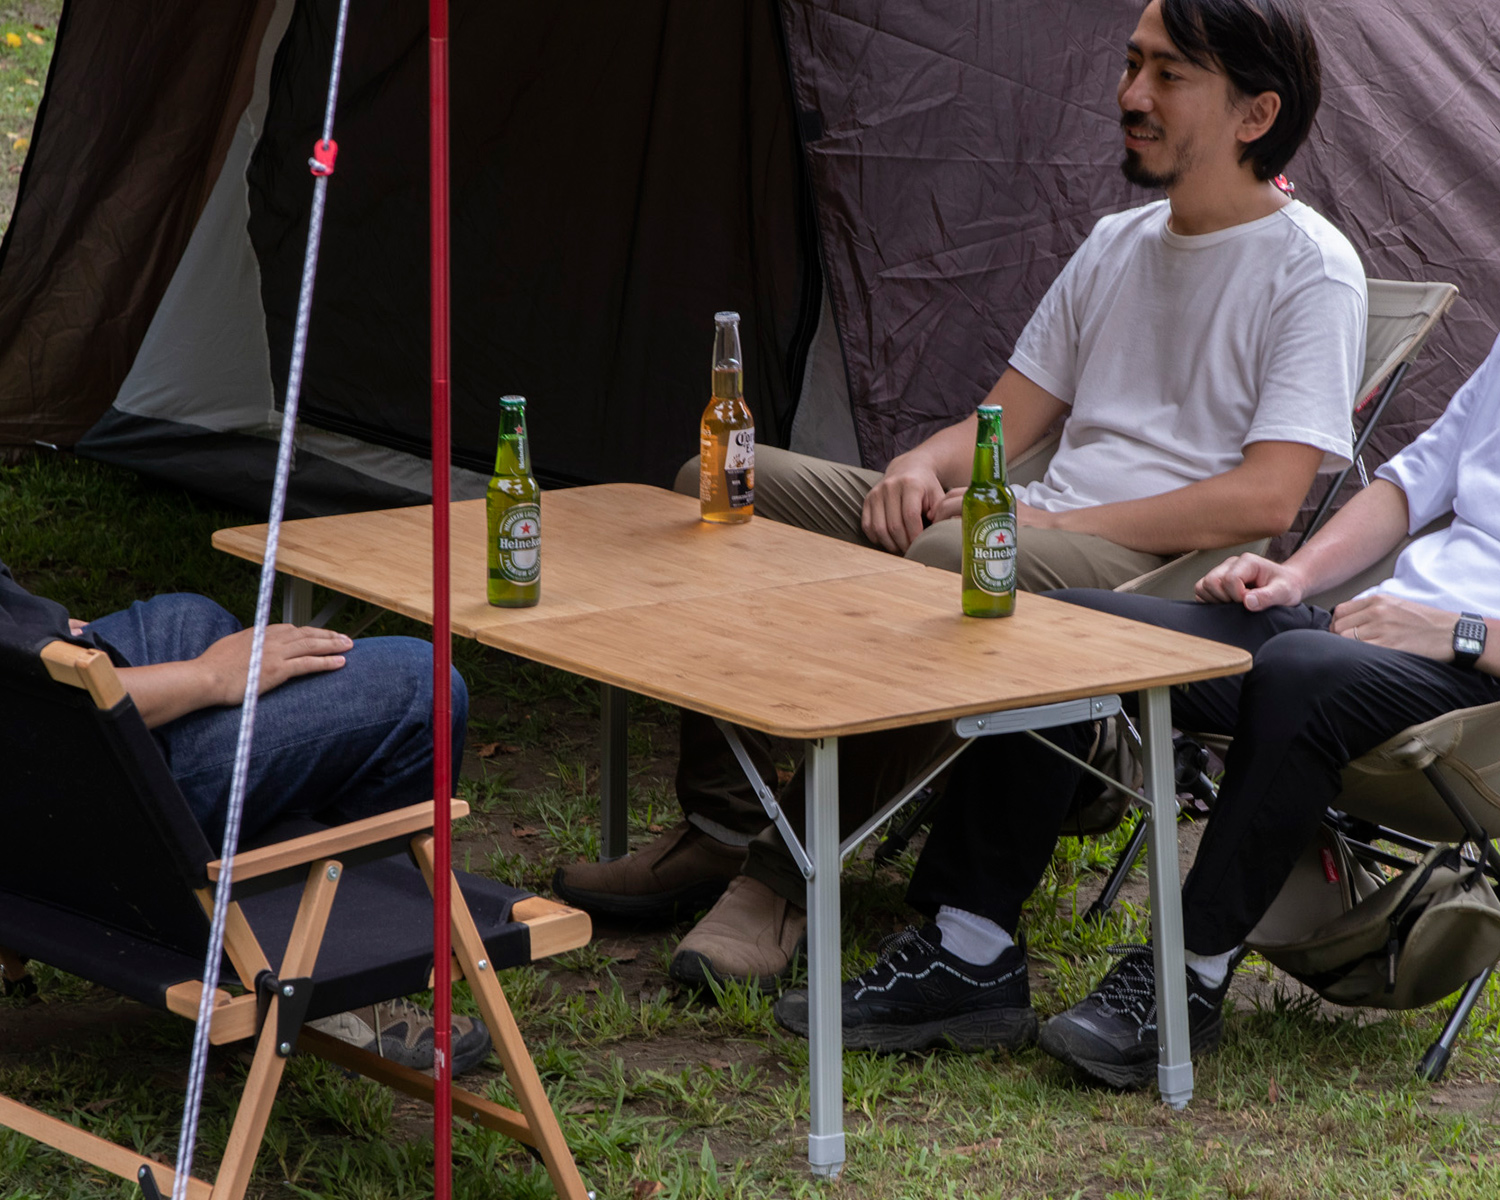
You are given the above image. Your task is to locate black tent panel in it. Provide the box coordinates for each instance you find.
[249,0,818,488]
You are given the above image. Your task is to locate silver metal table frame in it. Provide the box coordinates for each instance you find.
[595,683,1195,1178]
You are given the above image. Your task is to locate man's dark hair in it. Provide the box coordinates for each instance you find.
[1159,0,1321,181]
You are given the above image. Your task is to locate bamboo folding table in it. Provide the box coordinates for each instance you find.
[215,482,1249,1178]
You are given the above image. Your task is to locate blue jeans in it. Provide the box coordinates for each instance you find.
[87,594,468,846]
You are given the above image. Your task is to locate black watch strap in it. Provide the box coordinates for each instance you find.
[1453,612,1487,669]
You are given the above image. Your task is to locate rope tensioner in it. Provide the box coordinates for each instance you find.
[310,138,339,176]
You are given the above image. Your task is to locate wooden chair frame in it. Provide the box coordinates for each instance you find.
[0,641,593,1200]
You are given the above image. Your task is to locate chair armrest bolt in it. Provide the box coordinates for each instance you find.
[477,959,489,971]
[282,983,295,997]
[327,865,340,881]
[278,1041,292,1055]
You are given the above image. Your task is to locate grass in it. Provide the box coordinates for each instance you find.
[0,2,61,235]
[5,449,1500,1200]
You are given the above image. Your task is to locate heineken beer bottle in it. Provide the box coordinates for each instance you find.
[699,311,754,523]
[487,395,541,607]
[962,403,1017,617]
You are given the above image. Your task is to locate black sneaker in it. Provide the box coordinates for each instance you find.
[773,924,1037,1053]
[1037,943,1239,1089]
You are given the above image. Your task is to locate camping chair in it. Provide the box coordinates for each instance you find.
[0,633,594,1199]
[1084,520,1500,1080]
[877,277,1459,859]
[1079,276,1461,906]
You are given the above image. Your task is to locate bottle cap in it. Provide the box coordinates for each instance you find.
[500,395,527,407]
[977,403,1003,414]
[714,311,740,324]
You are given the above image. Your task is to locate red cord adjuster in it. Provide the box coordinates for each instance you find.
[309,139,339,176]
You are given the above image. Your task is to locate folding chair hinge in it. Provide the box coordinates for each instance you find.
[137,1164,165,1200]
[255,970,314,1056]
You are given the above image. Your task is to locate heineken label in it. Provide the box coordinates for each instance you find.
[969,512,1017,594]
[494,503,540,583]
[725,427,754,508]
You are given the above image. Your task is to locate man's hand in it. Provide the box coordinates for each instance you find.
[198,625,353,706]
[68,618,88,636]
[1331,595,1458,660]
[1194,552,1307,611]
[862,458,947,553]
[117,624,353,729]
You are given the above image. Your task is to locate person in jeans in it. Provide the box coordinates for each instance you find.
[554,0,1366,993]
[775,328,1500,1082]
[0,571,491,1074]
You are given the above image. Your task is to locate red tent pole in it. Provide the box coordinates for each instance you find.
[429,1,454,1196]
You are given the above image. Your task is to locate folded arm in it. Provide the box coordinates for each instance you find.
[115,624,352,729]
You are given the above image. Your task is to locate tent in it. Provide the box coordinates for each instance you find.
[2,0,1498,516]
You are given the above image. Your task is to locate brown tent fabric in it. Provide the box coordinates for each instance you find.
[783,0,1500,472]
[0,0,274,449]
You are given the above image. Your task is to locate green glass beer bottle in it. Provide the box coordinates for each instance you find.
[487,395,541,607]
[962,403,1017,617]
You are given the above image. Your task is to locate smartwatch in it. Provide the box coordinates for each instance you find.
[1453,613,1487,669]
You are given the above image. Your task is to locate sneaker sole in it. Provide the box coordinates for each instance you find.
[1038,1012,1224,1089]
[550,869,732,921]
[777,1003,1037,1053]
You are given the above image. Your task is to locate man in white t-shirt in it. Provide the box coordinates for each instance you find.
[555,0,1368,990]
[774,329,1500,1072]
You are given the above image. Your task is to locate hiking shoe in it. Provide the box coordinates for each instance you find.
[1037,943,1239,1089]
[551,821,746,920]
[773,924,1037,1053]
[669,875,806,988]
[307,998,493,1076]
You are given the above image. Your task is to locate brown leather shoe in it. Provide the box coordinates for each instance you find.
[551,821,746,920]
[669,875,807,989]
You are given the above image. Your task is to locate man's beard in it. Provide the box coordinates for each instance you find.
[1119,110,1180,188]
[1120,149,1180,189]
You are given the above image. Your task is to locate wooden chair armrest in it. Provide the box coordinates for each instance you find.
[511,896,592,960]
[207,798,470,882]
[40,640,127,710]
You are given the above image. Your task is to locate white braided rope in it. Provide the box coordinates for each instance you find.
[169,1,353,1194]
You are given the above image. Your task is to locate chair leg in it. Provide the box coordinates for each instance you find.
[1084,811,1148,922]
[212,860,341,1200]
[1418,965,1495,1083]
[412,836,591,1200]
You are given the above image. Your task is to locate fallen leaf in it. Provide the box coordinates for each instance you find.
[566,1100,608,1115]
[24,77,39,86]
[499,743,522,754]
[631,1183,665,1200]
[26,31,44,44]
[1429,1094,1450,1106]
[82,1098,119,1114]
[704,1057,731,1071]
[601,945,639,963]
[1267,1076,1280,1104]
[647,822,665,833]
[476,741,499,758]
[4,33,22,47]
[511,824,541,838]
[11,136,27,153]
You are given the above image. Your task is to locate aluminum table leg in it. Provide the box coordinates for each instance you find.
[1141,685,1192,1108]
[804,736,844,1177]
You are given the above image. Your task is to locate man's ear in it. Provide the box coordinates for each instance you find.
[1237,90,1282,145]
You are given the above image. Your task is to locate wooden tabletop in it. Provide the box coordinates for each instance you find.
[214,483,1250,738]
[477,565,1250,738]
[212,484,920,638]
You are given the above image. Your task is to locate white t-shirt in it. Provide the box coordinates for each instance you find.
[1364,333,1500,617]
[1009,199,1366,512]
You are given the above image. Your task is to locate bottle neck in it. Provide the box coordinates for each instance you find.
[971,413,1007,486]
[495,411,530,475]
[713,318,743,402]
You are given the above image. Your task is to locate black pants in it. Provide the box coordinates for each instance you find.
[908,590,1500,955]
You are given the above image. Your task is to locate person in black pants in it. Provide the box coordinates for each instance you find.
[774,329,1500,1085]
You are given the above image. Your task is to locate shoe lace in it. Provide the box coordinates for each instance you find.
[869,925,937,973]
[1094,943,1157,1027]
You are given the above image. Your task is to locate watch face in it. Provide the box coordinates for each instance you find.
[1457,635,1485,656]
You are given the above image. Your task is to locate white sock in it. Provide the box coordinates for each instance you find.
[1185,947,1237,989]
[935,906,1014,966]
